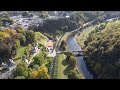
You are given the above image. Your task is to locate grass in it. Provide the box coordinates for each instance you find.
[57,54,82,79]
[75,26,95,47]
[60,33,71,50]
[14,59,21,64]
[57,54,68,79]
[35,32,48,47]
[13,47,26,60]
[61,33,70,42]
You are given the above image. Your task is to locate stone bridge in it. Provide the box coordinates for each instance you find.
[56,50,84,56]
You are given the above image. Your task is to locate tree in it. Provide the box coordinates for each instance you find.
[15,66,28,77]
[12,39,20,50]
[65,52,73,62]
[22,11,29,17]
[60,40,66,51]
[29,69,39,79]
[33,54,43,66]
[25,30,35,43]
[99,24,106,30]
[38,64,50,79]
[33,64,40,71]
[61,26,68,31]
[68,70,79,79]
[18,33,26,45]
[60,40,66,46]
[69,56,77,68]
[15,76,25,79]
[13,61,28,78]
[84,40,88,46]
[93,63,102,75]
[62,44,66,51]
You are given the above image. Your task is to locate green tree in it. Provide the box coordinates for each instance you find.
[25,30,35,43]
[33,64,40,71]
[19,33,26,45]
[65,52,73,62]
[69,56,77,68]
[13,61,28,78]
[68,70,79,79]
[15,76,26,79]
[61,26,68,31]
[33,53,44,66]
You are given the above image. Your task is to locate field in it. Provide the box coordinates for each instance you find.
[57,54,68,79]
[13,47,26,60]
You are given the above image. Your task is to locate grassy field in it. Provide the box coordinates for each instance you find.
[35,32,48,47]
[57,54,82,79]
[75,26,95,47]
[13,47,26,60]
[57,54,68,79]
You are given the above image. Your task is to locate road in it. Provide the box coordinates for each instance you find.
[48,26,82,79]
[47,35,63,78]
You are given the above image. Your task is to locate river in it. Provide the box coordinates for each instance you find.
[67,36,93,79]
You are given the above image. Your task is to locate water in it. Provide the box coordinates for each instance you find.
[67,36,93,79]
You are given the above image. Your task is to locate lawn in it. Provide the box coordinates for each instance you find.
[35,32,48,47]
[13,47,26,60]
[57,54,68,79]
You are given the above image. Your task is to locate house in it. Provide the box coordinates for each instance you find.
[66,15,70,18]
[47,40,54,53]
[106,19,113,22]
[32,46,38,53]
[47,40,54,48]
[32,43,39,53]
[1,62,8,69]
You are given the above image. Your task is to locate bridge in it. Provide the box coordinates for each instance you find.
[56,50,84,56]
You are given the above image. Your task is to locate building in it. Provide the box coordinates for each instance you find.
[32,43,39,53]
[47,40,54,53]
[47,40,54,47]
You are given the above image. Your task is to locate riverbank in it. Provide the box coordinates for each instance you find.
[74,26,98,79]
[75,26,95,48]
[66,36,93,79]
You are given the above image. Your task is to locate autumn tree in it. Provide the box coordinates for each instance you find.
[38,64,50,79]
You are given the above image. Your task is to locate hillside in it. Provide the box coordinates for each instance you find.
[0,26,48,64]
[76,19,120,79]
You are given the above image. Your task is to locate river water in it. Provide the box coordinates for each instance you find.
[67,36,93,79]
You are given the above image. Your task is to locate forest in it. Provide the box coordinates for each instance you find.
[83,20,120,79]
[0,26,35,64]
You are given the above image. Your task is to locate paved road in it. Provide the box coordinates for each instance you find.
[47,36,62,78]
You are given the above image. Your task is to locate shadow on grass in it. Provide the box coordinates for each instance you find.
[63,65,74,76]
[62,59,69,66]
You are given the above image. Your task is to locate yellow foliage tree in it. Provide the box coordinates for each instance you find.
[30,69,39,79]
[38,64,50,79]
